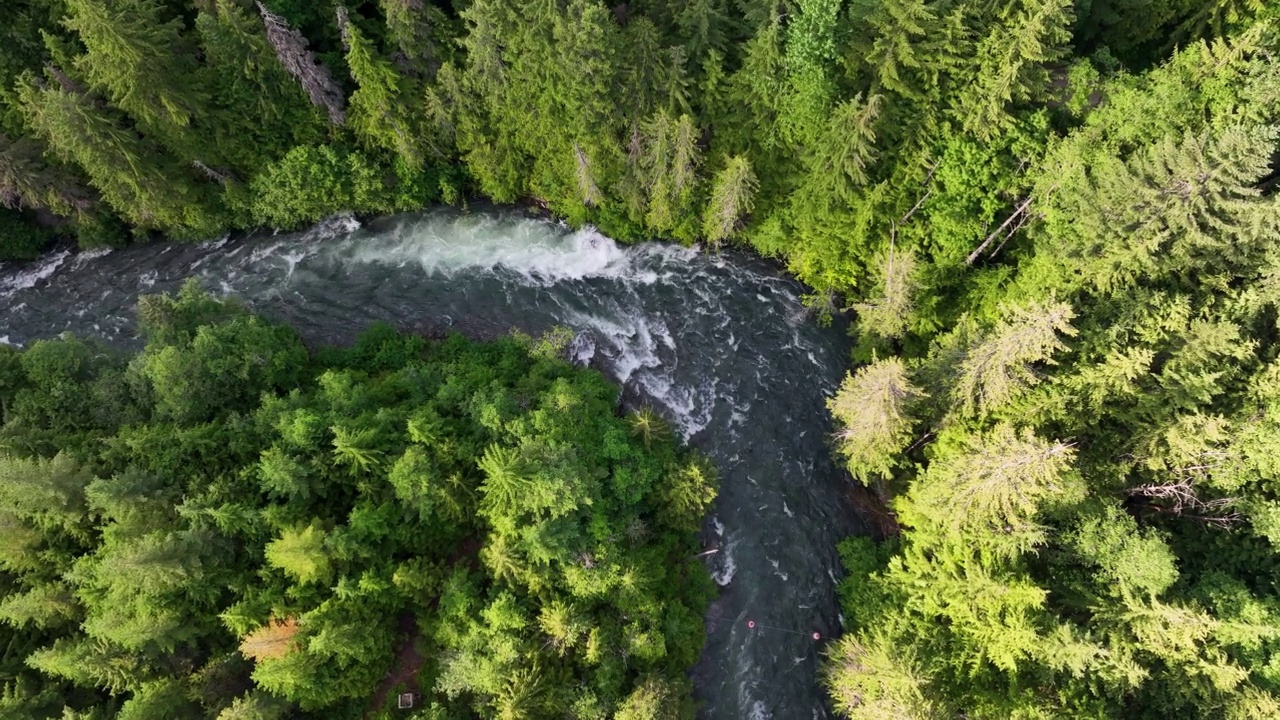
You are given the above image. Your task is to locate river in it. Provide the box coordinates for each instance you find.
[0,209,867,719]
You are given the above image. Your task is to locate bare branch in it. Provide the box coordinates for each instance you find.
[1127,480,1241,527]
[192,160,234,185]
[257,2,346,125]
[967,194,1035,266]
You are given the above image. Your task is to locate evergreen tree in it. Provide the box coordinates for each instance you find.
[952,300,1076,417]
[828,358,923,484]
[264,523,331,585]
[62,0,205,141]
[338,6,426,165]
[702,155,757,246]
[824,634,945,720]
[956,0,1073,139]
[16,67,222,238]
[853,244,918,341]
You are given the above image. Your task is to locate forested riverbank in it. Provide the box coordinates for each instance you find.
[1,210,861,718]
[5,0,1280,718]
[0,285,719,718]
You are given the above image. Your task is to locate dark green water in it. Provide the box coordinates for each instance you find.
[0,209,868,719]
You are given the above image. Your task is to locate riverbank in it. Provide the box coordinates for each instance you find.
[1,208,870,718]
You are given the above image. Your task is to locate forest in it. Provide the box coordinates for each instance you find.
[0,284,717,718]
[2,0,1280,718]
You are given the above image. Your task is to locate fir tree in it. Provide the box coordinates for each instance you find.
[62,0,205,139]
[702,155,758,246]
[953,300,1076,417]
[828,358,923,484]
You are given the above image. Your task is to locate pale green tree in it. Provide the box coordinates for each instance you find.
[265,523,332,585]
[702,156,758,246]
[828,358,923,484]
[954,300,1076,417]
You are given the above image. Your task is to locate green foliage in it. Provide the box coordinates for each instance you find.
[248,144,433,229]
[0,207,51,259]
[2,3,1279,718]
[264,523,331,585]
[826,20,1280,720]
[62,0,203,138]
[0,288,711,718]
[828,358,923,484]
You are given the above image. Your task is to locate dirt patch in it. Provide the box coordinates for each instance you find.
[365,614,425,718]
[847,483,900,539]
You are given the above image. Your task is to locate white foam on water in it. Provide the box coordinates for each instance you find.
[199,234,231,250]
[0,250,69,298]
[338,215,648,284]
[249,241,286,264]
[70,247,114,270]
[747,700,771,720]
[565,308,662,383]
[0,336,17,347]
[712,545,737,587]
[304,213,361,241]
[278,250,314,282]
[567,332,596,366]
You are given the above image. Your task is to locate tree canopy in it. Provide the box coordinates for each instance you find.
[0,285,715,719]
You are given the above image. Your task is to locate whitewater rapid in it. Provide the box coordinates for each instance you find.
[0,209,867,718]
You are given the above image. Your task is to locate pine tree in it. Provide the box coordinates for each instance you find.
[824,633,946,720]
[572,140,603,208]
[675,0,731,63]
[642,111,702,239]
[658,456,718,533]
[379,0,450,77]
[828,358,923,484]
[337,7,425,165]
[195,0,323,171]
[0,581,79,629]
[239,617,301,662]
[1051,126,1280,294]
[849,0,940,98]
[115,678,198,720]
[953,300,1076,417]
[215,691,288,720]
[16,68,220,238]
[26,635,149,694]
[264,523,332,585]
[613,675,693,720]
[956,0,1073,138]
[802,93,883,209]
[0,452,92,535]
[62,0,205,139]
[722,9,788,160]
[702,155,757,246]
[906,424,1079,550]
[1177,0,1266,44]
[0,133,93,216]
[853,243,918,341]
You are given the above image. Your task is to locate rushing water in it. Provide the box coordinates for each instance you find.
[0,209,868,719]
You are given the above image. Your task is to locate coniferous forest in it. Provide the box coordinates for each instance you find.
[0,285,717,718]
[2,0,1280,718]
